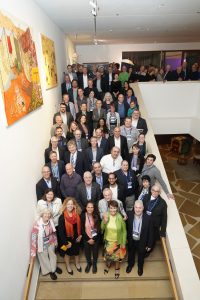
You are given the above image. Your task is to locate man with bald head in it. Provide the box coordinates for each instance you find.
[36,166,61,200]
[100,146,123,173]
[126,200,154,276]
[75,171,101,210]
[60,163,82,198]
[143,185,167,247]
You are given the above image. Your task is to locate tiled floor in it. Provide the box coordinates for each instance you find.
[158,144,200,278]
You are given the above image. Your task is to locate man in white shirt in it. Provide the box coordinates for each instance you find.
[100,146,122,173]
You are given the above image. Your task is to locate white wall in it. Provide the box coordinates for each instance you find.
[133,83,200,300]
[76,42,200,64]
[0,1,67,299]
[137,82,200,141]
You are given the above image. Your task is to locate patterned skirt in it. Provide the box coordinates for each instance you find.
[104,240,126,262]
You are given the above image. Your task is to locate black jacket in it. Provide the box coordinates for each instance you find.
[44,146,65,164]
[115,169,139,198]
[126,211,154,252]
[80,212,101,241]
[36,177,61,200]
[106,135,129,161]
[85,147,104,171]
[46,160,65,182]
[75,182,101,210]
[136,117,148,135]
[103,183,125,204]
[64,151,89,177]
[143,194,167,237]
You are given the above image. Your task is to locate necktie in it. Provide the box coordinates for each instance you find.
[71,154,75,166]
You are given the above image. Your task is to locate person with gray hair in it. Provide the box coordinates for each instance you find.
[75,171,101,210]
[143,184,168,249]
[98,188,127,220]
[31,209,62,280]
[126,199,154,276]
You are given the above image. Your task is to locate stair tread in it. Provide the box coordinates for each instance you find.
[36,280,173,299]
[57,243,164,263]
[39,260,169,282]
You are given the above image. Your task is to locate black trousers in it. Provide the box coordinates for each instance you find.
[127,239,145,269]
[83,239,99,264]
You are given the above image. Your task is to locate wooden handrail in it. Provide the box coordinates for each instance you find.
[23,257,35,300]
[161,237,179,300]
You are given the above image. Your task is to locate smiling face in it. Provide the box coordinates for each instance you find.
[109,205,118,216]
[66,200,74,212]
[134,201,144,216]
[86,202,94,215]
[46,191,54,202]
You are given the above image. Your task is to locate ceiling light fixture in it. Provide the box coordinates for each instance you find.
[89,0,99,45]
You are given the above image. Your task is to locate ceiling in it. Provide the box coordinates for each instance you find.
[35,0,200,45]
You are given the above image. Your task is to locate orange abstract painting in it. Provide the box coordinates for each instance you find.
[0,11,43,126]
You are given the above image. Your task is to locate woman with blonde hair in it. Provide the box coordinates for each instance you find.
[58,197,82,275]
[66,121,79,140]
[31,209,62,280]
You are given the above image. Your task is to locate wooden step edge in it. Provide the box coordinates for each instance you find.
[36,298,173,300]
[38,276,170,282]
[57,257,165,263]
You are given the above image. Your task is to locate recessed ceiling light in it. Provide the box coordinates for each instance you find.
[109,29,113,32]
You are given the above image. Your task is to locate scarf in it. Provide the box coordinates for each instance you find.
[38,218,56,253]
[64,210,81,238]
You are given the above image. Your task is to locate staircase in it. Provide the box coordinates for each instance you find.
[35,243,173,300]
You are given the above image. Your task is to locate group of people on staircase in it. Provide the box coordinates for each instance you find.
[31,62,173,281]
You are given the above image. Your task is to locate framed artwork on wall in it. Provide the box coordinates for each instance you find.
[0,10,43,126]
[41,34,58,90]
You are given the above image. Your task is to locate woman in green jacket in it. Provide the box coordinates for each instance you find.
[101,200,127,279]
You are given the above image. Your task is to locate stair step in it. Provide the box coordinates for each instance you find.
[36,280,173,299]
[57,243,164,263]
[39,260,169,282]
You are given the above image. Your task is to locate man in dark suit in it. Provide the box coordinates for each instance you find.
[36,166,61,200]
[44,136,65,164]
[163,64,173,81]
[126,200,154,276]
[61,74,72,95]
[78,66,89,89]
[92,162,108,194]
[68,79,79,103]
[143,185,167,249]
[93,71,106,99]
[92,100,106,129]
[115,160,138,211]
[95,128,108,155]
[53,102,73,127]
[46,151,65,183]
[106,126,129,161]
[64,140,88,178]
[75,171,101,210]
[131,109,148,135]
[103,172,125,205]
[73,129,89,152]
[103,66,114,92]
[84,78,99,99]
[114,93,129,125]
[85,136,104,171]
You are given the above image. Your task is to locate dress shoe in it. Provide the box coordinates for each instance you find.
[138,268,143,276]
[85,263,92,273]
[55,267,62,274]
[49,272,57,280]
[75,265,82,272]
[66,268,73,275]
[126,265,133,273]
[92,263,97,274]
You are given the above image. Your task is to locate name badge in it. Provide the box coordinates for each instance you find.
[146,211,152,216]
[78,149,82,152]
[91,229,97,238]
[132,231,139,239]
[128,182,132,189]
[43,236,49,244]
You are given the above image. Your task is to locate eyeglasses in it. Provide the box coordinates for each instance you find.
[151,189,159,193]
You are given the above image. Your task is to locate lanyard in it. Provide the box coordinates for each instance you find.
[124,127,132,137]
[147,198,158,212]
[123,171,132,184]
[87,213,94,230]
